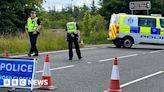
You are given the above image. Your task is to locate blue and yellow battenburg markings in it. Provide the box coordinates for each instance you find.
[150,28,160,35]
[129,26,164,39]
[130,26,140,33]
[130,26,161,35]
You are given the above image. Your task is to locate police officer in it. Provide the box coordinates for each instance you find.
[26,10,42,57]
[66,21,82,60]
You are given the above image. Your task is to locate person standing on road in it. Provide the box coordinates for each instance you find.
[65,20,82,60]
[26,10,42,57]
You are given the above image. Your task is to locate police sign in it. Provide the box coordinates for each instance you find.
[0,58,36,90]
[129,1,151,10]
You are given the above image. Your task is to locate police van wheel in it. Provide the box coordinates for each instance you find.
[123,38,133,48]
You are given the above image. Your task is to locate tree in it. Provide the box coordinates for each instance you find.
[91,0,97,15]
[72,6,80,19]
[82,11,91,37]
[99,0,164,21]
[0,0,43,34]
[82,11,106,36]
[90,14,106,32]
[80,4,90,16]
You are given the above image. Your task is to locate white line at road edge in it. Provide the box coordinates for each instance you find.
[36,65,75,73]
[121,71,164,88]
[104,71,164,92]
[149,50,164,54]
[99,54,138,62]
[11,47,96,58]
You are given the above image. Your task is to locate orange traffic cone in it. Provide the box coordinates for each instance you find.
[40,54,56,90]
[108,57,121,92]
[3,50,9,58]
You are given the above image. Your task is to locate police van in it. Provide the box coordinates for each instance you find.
[108,13,164,48]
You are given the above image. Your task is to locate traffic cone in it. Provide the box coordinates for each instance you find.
[108,57,121,92]
[40,54,56,90]
[3,49,9,58]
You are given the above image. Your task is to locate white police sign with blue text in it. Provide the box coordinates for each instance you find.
[0,58,36,91]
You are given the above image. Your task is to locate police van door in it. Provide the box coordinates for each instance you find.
[159,18,164,44]
[138,17,158,44]
[119,16,139,44]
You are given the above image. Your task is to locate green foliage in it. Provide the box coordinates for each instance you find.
[0,0,43,34]
[81,11,106,37]
[37,30,67,51]
[91,0,97,15]
[82,11,92,37]
[99,0,164,21]
[83,30,108,44]
[0,30,67,54]
[79,10,107,45]
[43,5,90,29]
[90,14,106,32]
[0,1,109,54]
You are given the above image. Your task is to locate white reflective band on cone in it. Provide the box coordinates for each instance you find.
[42,62,51,76]
[111,65,120,80]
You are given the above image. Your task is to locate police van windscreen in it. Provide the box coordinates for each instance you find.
[160,19,164,28]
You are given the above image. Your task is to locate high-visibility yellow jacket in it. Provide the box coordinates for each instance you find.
[27,17,38,32]
[67,22,77,33]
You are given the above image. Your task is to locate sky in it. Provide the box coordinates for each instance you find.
[42,0,100,11]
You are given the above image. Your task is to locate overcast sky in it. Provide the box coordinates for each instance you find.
[42,0,100,11]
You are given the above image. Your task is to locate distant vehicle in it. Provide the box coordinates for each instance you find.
[108,13,164,48]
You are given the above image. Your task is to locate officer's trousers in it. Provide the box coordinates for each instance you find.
[28,32,39,55]
[68,39,82,59]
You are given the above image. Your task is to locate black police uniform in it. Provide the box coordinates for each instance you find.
[66,24,82,60]
[27,18,41,56]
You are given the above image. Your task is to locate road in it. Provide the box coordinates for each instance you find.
[1,44,164,92]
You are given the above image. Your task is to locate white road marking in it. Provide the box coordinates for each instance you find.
[87,62,92,64]
[120,71,164,88]
[36,65,75,73]
[103,71,164,92]
[10,47,96,58]
[149,50,164,54]
[103,90,108,92]
[99,54,138,62]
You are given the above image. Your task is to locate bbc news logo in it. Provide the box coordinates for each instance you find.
[3,79,48,87]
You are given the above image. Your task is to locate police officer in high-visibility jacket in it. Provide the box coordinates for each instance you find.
[66,21,82,60]
[26,10,42,57]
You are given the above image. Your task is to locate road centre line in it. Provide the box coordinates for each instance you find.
[36,65,75,73]
[104,71,164,92]
[99,49,164,63]
[87,62,92,64]
[99,54,138,62]
[36,51,156,73]
[120,71,164,88]
[149,50,164,54]
[11,47,96,58]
